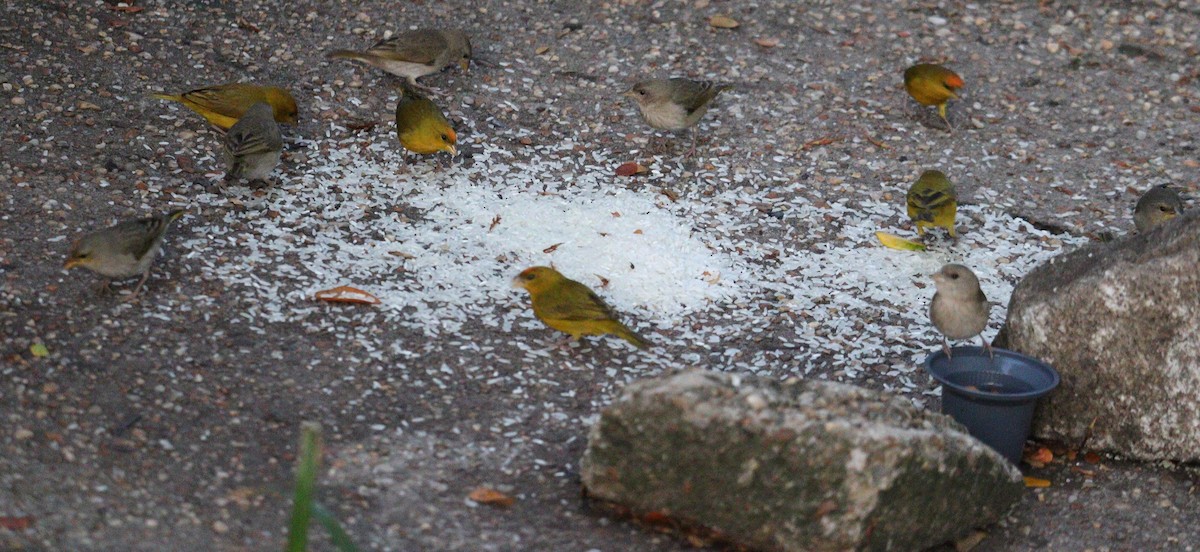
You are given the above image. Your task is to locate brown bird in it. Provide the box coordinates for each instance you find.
[623,78,731,157]
[328,29,472,85]
[64,209,186,301]
[929,263,991,359]
[903,63,964,131]
[512,266,649,349]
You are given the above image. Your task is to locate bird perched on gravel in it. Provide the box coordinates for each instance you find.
[907,169,958,239]
[223,102,283,185]
[512,266,648,349]
[64,209,186,301]
[328,29,471,85]
[903,63,963,131]
[152,83,298,130]
[623,78,731,157]
[930,263,991,359]
[395,84,457,158]
[1133,184,1184,232]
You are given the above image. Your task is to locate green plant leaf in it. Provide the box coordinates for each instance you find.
[285,422,321,552]
[30,343,49,358]
[312,502,360,552]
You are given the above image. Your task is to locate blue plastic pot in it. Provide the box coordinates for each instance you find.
[925,346,1061,464]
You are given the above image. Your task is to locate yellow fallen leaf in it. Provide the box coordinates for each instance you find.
[30,343,49,358]
[468,487,515,507]
[1023,476,1051,488]
[535,46,550,55]
[709,15,740,29]
[875,232,926,252]
[314,286,381,305]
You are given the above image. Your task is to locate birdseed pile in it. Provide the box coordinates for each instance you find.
[171,99,1085,396]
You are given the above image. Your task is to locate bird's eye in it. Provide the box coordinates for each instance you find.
[440,134,449,142]
[1160,205,1172,213]
[949,273,960,279]
[524,273,536,281]
[637,89,646,96]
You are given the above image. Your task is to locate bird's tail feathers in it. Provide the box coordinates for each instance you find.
[615,324,650,349]
[150,93,181,101]
[327,50,367,61]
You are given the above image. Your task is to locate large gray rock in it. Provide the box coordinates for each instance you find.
[580,370,1022,552]
[1005,212,1200,461]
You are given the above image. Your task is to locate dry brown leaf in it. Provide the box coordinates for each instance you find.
[812,499,837,519]
[543,242,563,254]
[633,229,644,235]
[1025,446,1053,467]
[0,516,34,530]
[954,530,988,552]
[1023,476,1051,488]
[535,46,550,55]
[1084,451,1101,464]
[753,37,779,48]
[800,137,839,151]
[488,215,501,232]
[611,211,621,217]
[615,161,648,176]
[108,4,145,13]
[595,274,610,288]
[468,487,515,507]
[314,286,381,305]
[709,15,740,29]
[1070,466,1096,477]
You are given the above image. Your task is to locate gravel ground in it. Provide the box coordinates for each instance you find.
[3,0,1200,551]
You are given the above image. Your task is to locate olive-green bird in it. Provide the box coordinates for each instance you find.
[512,266,649,349]
[903,63,964,131]
[395,84,457,157]
[623,78,731,157]
[328,29,472,85]
[151,83,298,129]
[1133,184,1184,232]
[906,169,958,239]
[64,209,186,300]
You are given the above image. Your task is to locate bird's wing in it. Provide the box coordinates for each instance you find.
[116,214,175,259]
[538,283,620,322]
[179,86,248,118]
[908,180,957,211]
[672,80,727,114]
[369,32,447,65]
[226,118,283,156]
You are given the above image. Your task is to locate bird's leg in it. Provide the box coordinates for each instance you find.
[123,270,151,303]
[938,104,954,132]
[684,128,698,159]
[942,337,953,360]
[94,279,114,296]
[980,334,994,360]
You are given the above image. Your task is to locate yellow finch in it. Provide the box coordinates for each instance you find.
[512,266,648,349]
[906,169,958,238]
[930,263,991,359]
[623,78,731,157]
[64,209,186,301]
[152,83,299,130]
[395,84,457,157]
[903,63,963,130]
[1133,185,1184,232]
[223,102,283,185]
[328,29,471,85]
